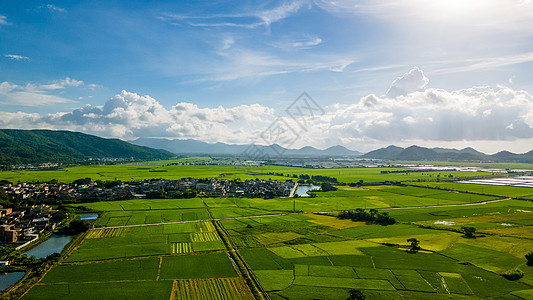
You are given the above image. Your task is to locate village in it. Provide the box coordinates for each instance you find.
[0,178,296,247]
[1,177,296,202]
[0,204,55,245]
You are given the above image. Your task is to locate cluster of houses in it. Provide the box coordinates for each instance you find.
[170,160,262,167]
[1,178,296,202]
[0,204,54,243]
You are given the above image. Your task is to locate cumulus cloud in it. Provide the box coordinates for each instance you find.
[3,69,533,150]
[306,67,533,145]
[0,90,275,143]
[386,66,428,97]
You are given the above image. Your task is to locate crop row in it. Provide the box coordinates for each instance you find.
[195,221,215,233]
[191,232,220,242]
[171,242,193,254]
[85,227,128,239]
[171,277,253,300]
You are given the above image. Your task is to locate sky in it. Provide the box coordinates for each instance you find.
[1,0,533,154]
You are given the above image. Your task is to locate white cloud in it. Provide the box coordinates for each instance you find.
[39,4,67,13]
[433,52,533,75]
[190,47,358,82]
[0,81,76,106]
[301,68,533,147]
[291,37,322,48]
[4,54,30,61]
[40,77,84,90]
[46,4,66,12]
[0,78,93,106]
[3,69,533,152]
[386,67,428,97]
[0,90,275,143]
[159,1,306,29]
[0,15,10,25]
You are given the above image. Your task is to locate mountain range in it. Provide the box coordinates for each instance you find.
[1,129,533,164]
[361,145,533,163]
[131,137,362,157]
[133,137,533,163]
[0,129,173,165]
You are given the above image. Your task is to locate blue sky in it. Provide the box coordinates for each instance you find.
[2,0,533,153]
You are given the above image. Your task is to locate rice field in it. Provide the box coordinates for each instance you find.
[17,163,533,299]
[85,227,128,239]
[191,232,220,242]
[171,242,193,254]
[170,278,253,300]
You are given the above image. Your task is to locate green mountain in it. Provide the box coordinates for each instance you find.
[0,129,174,165]
[362,145,533,163]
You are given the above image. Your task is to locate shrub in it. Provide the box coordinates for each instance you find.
[503,269,524,280]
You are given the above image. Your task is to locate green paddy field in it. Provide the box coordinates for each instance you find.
[4,162,533,299]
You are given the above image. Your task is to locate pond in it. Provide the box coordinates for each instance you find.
[23,235,73,259]
[295,185,321,197]
[80,214,99,220]
[0,272,25,291]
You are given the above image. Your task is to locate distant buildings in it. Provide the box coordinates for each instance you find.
[0,204,55,244]
[2,178,296,202]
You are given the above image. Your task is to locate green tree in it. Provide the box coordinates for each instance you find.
[461,226,476,238]
[525,252,533,266]
[346,289,365,300]
[67,220,89,234]
[407,238,420,253]
[503,269,524,280]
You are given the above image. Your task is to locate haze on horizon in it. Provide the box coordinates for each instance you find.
[1,0,533,154]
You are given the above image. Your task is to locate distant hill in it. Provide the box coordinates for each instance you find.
[362,145,533,163]
[131,138,362,157]
[0,129,174,164]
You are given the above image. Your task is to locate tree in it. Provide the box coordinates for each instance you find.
[346,289,365,300]
[407,238,420,253]
[72,178,92,185]
[320,182,338,192]
[526,252,533,266]
[67,220,89,234]
[503,269,524,280]
[0,187,10,201]
[461,226,476,238]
